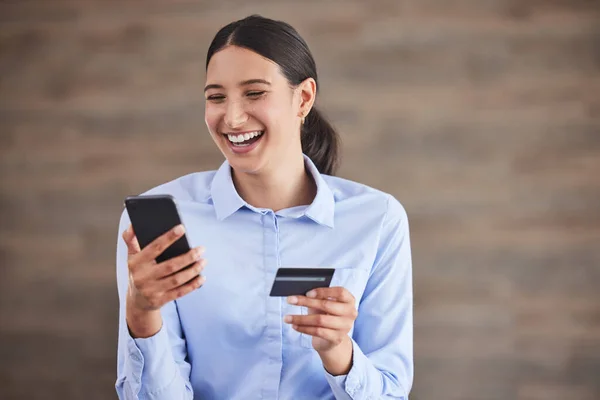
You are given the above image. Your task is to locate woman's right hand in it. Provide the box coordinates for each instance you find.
[122,223,207,337]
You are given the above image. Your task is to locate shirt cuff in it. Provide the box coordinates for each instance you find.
[125,324,178,397]
[324,339,369,399]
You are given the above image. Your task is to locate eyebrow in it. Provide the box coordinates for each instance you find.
[204,79,271,92]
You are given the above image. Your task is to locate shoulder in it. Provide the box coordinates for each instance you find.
[323,174,408,224]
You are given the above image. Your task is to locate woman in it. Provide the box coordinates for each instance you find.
[116,15,413,400]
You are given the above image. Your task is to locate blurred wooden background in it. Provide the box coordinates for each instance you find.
[1,1,599,399]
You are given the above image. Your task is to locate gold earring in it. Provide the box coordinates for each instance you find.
[301,115,305,125]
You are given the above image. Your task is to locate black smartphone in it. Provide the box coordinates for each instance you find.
[269,268,335,297]
[124,194,192,264]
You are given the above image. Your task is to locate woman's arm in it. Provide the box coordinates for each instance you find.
[115,211,195,400]
[285,195,413,399]
[326,196,413,399]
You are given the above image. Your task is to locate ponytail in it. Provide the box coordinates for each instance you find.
[301,107,340,176]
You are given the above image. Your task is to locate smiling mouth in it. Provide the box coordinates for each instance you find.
[223,130,264,147]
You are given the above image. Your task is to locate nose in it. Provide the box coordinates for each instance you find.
[224,99,248,129]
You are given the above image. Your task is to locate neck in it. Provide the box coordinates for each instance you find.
[232,154,317,212]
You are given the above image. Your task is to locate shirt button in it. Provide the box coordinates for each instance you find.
[131,353,141,362]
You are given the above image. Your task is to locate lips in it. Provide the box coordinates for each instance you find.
[225,130,264,146]
[222,130,265,154]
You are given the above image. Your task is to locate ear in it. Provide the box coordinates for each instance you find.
[296,77,317,119]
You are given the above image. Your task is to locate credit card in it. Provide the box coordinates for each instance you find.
[269,267,335,297]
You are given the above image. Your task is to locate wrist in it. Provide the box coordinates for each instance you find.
[126,296,162,338]
[318,335,353,376]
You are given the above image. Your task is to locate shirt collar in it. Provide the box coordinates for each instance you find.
[303,155,335,228]
[210,160,246,221]
[209,154,335,228]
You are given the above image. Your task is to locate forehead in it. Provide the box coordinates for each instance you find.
[206,45,284,85]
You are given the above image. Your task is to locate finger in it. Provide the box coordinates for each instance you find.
[306,287,355,304]
[284,313,351,330]
[138,224,186,263]
[292,325,343,344]
[157,260,206,292]
[153,246,205,279]
[163,275,206,302]
[122,225,141,255]
[287,296,349,316]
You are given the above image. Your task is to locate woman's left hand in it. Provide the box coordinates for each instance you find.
[284,287,358,352]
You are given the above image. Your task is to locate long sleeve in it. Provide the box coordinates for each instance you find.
[115,210,194,400]
[325,195,413,399]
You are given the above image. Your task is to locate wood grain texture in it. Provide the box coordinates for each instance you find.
[1,1,599,399]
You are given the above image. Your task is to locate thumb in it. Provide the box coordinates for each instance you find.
[122,224,141,255]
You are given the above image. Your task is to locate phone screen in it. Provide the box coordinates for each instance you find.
[125,194,191,264]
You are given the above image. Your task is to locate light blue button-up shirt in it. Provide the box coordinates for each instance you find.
[115,155,413,399]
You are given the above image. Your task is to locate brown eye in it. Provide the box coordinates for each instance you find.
[207,95,226,103]
[247,91,266,99]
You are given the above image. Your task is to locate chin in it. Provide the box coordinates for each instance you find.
[224,150,268,175]
[228,159,260,175]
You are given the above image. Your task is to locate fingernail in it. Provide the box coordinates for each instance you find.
[287,296,298,305]
[195,247,204,258]
[174,224,185,234]
[284,315,292,323]
[306,290,316,298]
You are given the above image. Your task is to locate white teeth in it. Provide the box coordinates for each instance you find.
[227,131,263,144]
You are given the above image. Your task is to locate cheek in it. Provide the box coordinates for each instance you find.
[204,105,221,135]
[251,98,290,132]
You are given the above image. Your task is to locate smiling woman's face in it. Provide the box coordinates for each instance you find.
[204,45,304,175]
